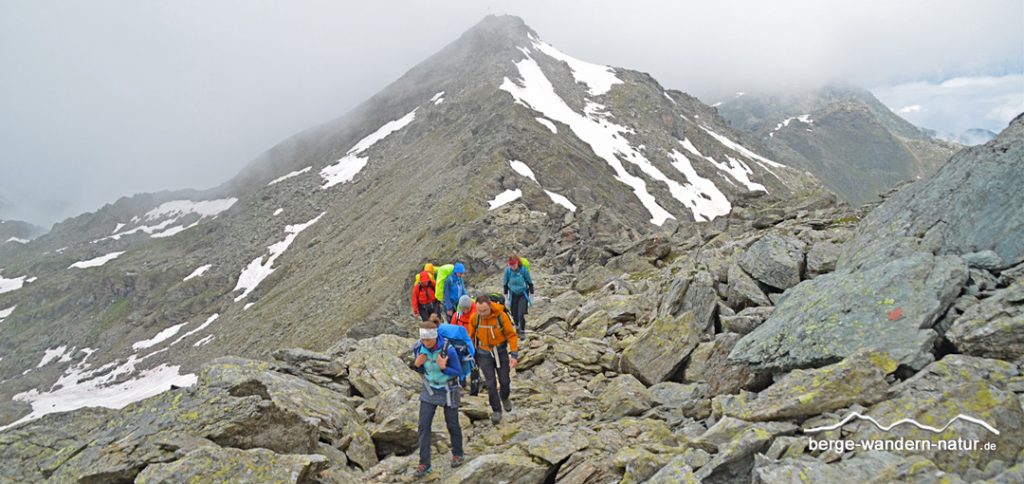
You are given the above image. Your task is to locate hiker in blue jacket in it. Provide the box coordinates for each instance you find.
[411,319,465,478]
[442,262,468,319]
[503,255,534,337]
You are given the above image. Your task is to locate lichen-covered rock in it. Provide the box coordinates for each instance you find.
[681,271,719,332]
[443,453,550,484]
[740,233,807,289]
[342,335,420,399]
[574,310,610,338]
[596,375,654,419]
[720,306,773,335]
[693,417,798,483]
[730,252,968,373]
[684,333,767,396]
[752,451,907,483]
[946,281,1024,360]
[620,312,702,385]
[726,263,772,310]
[843,120,1024,271]
[806,239,842,277]
[521,429,589,465]
[844,355,1023,474]
[135,447,326,484]
[720,350,896,421]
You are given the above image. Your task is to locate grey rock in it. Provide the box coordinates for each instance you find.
[753,451,910,484]
[444,453,549,484]
[947,281,1024,360]
[620,312,702,385]
[726,263,772,310]
[964,250,1005,270]
[135,447,326,484]
[692,417,798,484]
[842,119,1024,271]
[596,375,653,419]
[681,271,719,332]
[685,333,768,396]
[729,252,968,373]
[740,233,807,289]
[720,306,773,335]
[845,355,1023,474]
[806,239,842,277]
[521,430,589,464]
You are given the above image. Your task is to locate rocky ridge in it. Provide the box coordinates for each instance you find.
[5,113,1023,483]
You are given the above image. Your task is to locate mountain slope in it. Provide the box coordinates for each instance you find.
[0,15,818,427]
[714,85,960,206]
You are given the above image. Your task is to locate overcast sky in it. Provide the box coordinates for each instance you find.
[2,0,1021,227]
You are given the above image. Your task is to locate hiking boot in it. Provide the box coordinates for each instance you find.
[502,398,512,412]
[490,412,502,425]
[413,464,432,478]
[451,455,465,468]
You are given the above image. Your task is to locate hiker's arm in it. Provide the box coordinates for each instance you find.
[525,269,534,294]
[411,286,419,315]
[501,311,519,354]
[502,269,509,294]
[442,346,462,377]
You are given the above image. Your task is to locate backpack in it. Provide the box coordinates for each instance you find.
[434,264,455,303]
[419,327,475,383]
[520,257,531,272]
[475,296,514,341]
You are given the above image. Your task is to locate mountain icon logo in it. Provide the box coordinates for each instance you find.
[804,412,1000,436]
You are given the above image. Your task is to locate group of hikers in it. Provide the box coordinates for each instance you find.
[408,256,535,478]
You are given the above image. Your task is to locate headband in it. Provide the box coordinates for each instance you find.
[419,328,438,339]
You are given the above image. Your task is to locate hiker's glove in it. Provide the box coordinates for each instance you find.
[528,284,534,295]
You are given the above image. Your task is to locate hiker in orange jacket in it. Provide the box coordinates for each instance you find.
[412,270,439,321]
[449,295,476,331]
[466,293,519,424]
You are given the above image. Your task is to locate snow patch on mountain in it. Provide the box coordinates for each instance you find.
[321,109,418,188]
[700,126,786,172]
[183,264,211,281]
[234,213,325,301]
[267,166,311,186]
[193,335,214,347]
[500,54,674,225]
[431,91,445,105]
[37,346,69,368]
[0,274,27,294]
[69,251,125,269]
[664,92,677,105]
[535,117,558,133]
[103,198,237,241]
[1,348,196,432]
[667,150,732,221]
[0,305,14,322]
[508,160,578,213]
[171,314,220,346]
[488,189,523,210]
[132,323,188,351]
[680,138,765,192]
[769,114,814,137]
[530,34,622,96]
[5,237,28,244]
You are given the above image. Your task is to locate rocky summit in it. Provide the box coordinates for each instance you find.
[1,13,1023,484]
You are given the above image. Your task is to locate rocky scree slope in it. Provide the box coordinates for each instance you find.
[5,116,1024,484]
[0,15,816,428]
[715,85,960,207]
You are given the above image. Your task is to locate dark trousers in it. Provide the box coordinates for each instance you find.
[417,399,463,466]
[476,344,511,412]
[417,302,439,321]
[510,293,528,332]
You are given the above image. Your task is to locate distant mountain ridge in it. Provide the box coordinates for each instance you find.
[713,85,961,206]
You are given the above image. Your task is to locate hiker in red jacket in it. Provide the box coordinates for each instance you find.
[412,270,439,321]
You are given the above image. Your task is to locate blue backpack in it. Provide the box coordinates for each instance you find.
[436,324,475,383]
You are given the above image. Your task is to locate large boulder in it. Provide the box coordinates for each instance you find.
[729,252,968,373]
[521,429,590,465]
[739,233,806,290]
[841,355,1023,474]
[719,350,896,421]
[135,447,326,484]
[342,335,420,399]
[946,281,1024,360]
[444,453,550,484]
[691,417,798,484]
[684,333,767,396]
[680,271,719,332]
[620,312,703,385]
[752,451,917,484]
[726,263,771,310]
[596,375,654,419]
[842,116,1024,271]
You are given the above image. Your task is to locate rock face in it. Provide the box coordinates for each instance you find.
[719,350,895,421]
[730,252,968,372]
[444,454,549,484]
[596,374,654,419]
[842,116,1024,271]
[135,447,326,484]
[946,281,1024,360]
[739,233,806,290]
[620,312,703,385]
[842,355,1024,473]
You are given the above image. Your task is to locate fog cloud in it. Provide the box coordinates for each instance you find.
[1,0,1020,226]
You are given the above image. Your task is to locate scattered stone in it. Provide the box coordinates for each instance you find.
[135,447,326,484]
[596,375,654,419]
[739,233,806,289]
[947,281,1024,360]
[620,312,702,385]
[726,263,772,310]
